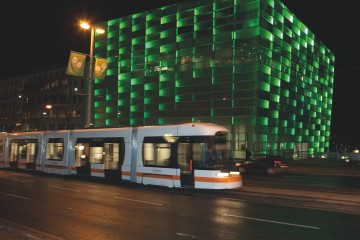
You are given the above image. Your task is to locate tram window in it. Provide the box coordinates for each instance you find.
[10,139,38,162]
[46,138,64,161]
[90,147,104,164]
[192,143,202,168]
[104,143,119,169]
[19,144,27,159]
[178,142,216,170]
[143,142,171,167]
[178,143,191,172]
[76,138,124,167]
[177,137,222,170]
[10,143,18,161]
[26,143,37,162]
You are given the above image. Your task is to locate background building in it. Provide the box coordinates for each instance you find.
[0,75,24,132]
[0,0,335,159]
[0,66,87,131]
[90,0,334,159]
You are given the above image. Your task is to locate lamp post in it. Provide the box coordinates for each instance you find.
[87,27,95,128]
[80,21,105,128]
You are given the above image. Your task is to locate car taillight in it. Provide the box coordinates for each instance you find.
[274,160,282,164]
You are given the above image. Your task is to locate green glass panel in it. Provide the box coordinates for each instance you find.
[270,94,279,103]
[144,98,151,104]
[120,20,131,29]
[161,14,176,24]
[270,78,281,87]
[258,99,269,109]
[273,27,283,39]
[257,116,268,126]
[260,28,273,41]
[270,110,278,118]
[233,27,260,39]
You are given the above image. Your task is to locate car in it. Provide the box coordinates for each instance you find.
[339,154,351,163]
[339,150,360,164]
[236,154,289,175]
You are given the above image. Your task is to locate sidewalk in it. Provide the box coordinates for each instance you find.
[286,157,360,176]
[237,158,360,215]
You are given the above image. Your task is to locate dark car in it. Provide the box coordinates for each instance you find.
[236,154,289,175]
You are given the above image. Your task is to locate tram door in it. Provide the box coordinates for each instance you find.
[103,141,125,180]
[0,137,4,168]
[75,143,91,176]
[9,142,19,168]
[178,143,194,187]
[9,140,38,169]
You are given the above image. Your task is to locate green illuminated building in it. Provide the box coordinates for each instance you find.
[92,0,334,159]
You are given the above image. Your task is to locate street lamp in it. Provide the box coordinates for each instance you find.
[80,21,105,128]
[45,104,71,130]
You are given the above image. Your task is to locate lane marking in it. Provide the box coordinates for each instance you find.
[0,192,29,200]
[8,179,26,183]
[113,196,163,206]
[0,218,65,240]
[48,185,81,192]
[224,214,320,230]
[22,233,41,240]
[176,232,197,238]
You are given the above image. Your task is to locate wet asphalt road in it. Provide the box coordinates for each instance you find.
[0,158,359,239]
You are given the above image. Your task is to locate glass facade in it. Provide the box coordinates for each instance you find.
[92,0,335,159]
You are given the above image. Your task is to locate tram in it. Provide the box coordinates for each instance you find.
[0,122,242,189]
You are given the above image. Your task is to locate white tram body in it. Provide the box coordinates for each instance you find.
[0,132,7,168]
[5,131,43,170]
[42,130,71,175]
[70,127,132,179]
[0,123,242,189]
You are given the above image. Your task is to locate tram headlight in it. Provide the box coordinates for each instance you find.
[217,172,230,177]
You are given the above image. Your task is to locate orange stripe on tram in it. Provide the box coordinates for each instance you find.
[136,172,180,180]
[91,168,105,174]
[195,176,242,183]
[44,165,68,170]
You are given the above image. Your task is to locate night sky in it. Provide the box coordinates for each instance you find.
[2,1,359,146]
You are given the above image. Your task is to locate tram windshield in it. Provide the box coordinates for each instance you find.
[143,131,236,172]
[176,131,235,172]
[196,132,234,171]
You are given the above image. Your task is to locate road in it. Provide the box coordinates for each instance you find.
[0,163,359,240]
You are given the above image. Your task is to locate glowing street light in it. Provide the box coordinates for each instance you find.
[80,21,105,128]
[44,104,71,129]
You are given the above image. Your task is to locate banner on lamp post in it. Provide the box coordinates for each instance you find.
[66,51,86,76]
[93,57,108,79]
